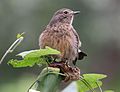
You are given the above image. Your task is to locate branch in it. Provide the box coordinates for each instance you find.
[29,67,63,92]
[0,32,25,64]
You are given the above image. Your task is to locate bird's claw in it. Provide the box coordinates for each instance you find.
[49,61,80,82]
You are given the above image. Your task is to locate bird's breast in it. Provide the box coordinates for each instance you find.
[39,24,78,61]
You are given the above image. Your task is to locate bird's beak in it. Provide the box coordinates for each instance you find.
[73,11,80,15]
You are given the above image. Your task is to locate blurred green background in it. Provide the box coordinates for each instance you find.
[0,0,120,92]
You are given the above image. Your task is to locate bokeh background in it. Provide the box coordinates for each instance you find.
[0,0,120,92]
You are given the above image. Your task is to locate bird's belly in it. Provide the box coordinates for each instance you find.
[45,34,77,61]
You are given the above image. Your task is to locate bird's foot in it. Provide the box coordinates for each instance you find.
[48,61,80,82]
[63,65,80,82]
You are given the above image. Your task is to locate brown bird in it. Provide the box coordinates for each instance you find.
[39,8,87,65]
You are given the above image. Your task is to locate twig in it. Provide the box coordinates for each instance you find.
[80,76,95,92]
[0,33,24,64]
[96,81,103,92]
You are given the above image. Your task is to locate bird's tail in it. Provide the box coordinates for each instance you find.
[73,50,87,65]
[78,51,87,60]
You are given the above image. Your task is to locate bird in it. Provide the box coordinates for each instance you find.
[39,8,87,65]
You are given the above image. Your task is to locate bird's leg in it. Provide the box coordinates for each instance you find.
[53,57,57,62]
[63,73,70,82]
[62,64,80,82]
[48,58,80,82]
[49,57,66,67]
[48,60,63,68]
[73,58,77,65]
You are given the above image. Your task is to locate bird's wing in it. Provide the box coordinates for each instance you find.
[39,28,48,48]
[71,27,81,49]
[39,32,44,48]
[71,27,87,63]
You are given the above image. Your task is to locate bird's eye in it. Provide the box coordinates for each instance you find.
[64,11,68,14]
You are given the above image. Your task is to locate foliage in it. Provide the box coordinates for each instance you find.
[76,74,107,92]
[8,46,60,67]
[0,32,25,64]
[104,90,114,92]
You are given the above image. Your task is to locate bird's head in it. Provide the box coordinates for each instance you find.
[49,8,80,26]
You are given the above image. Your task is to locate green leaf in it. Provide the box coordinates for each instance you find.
[16,32,25,38]
[104,90,114,92]
[29,89,40,92]
[8,46,60,68]
[17,50,39,58]
[8,57,44,67]
[77,80,102,92]
[25,46,60,58]
[17,46,60,58]
[83,73,107,82]
[76,74,107,92]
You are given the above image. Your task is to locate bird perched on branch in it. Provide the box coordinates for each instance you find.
[39,8,87,65]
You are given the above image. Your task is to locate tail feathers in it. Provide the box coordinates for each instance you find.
[78,52,87,60]
[73,51,87,65]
